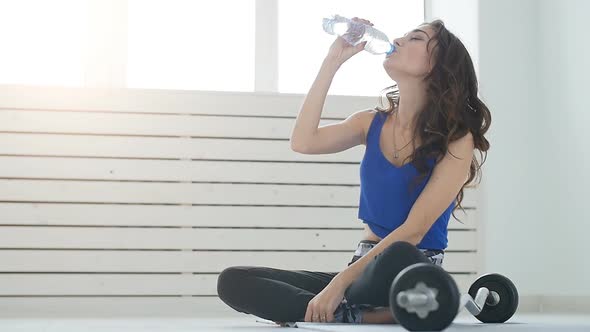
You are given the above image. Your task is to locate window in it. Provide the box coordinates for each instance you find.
[126,0,255,92]
[0,0,424,96]
[0,0,88,86]
[278,0,424,96]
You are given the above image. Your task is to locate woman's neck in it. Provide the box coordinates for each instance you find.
[395,81,428,131]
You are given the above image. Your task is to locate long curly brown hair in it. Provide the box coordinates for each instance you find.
[374,19,491,223]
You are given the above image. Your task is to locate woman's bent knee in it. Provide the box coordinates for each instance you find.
[217,266,249,301]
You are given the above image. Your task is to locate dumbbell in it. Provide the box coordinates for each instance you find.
[461,273,519,323]
[388,263,519,331]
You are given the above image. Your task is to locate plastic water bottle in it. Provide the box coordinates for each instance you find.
[322,14,395,56]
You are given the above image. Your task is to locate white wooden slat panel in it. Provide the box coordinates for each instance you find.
[0,203,477,230]
[0,156,361,184]
[0,88,482,316]
[0,273,476,296]
[0,86,375,118]
[0,133,361,162]
[0,180,478,208]
[0,227,477,251]
[0,110,340,139]
[0,251,478,273]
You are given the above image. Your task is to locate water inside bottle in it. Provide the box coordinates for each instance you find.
[332,21,366,44]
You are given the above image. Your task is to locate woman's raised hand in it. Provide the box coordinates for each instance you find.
[325,17,374,65]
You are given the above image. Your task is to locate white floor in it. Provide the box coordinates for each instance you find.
[1,313,589,331]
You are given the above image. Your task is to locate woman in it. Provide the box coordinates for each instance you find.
[217,17,490,325]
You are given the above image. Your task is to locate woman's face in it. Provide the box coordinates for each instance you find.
[383,24,437,81]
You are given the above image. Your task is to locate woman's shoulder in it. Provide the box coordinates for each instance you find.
[366,109,390,122]
[361,109,387,135]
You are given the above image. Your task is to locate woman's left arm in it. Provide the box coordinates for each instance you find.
[333,132,475,288]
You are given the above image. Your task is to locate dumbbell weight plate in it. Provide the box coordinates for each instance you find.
[468,273,519,323]
[389,263,460,331]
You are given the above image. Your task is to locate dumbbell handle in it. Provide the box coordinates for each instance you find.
[460,287,500,316]
[398,292,429,307]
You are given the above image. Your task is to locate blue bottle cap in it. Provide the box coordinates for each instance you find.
[386,43,396,56]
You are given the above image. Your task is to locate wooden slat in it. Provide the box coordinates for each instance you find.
[0,251,478,273]
[0,133,362,162]
[0,110,339,139]
[0,227,477,251]
[0,156,361,184]
[0,203,477,230]
[0,180,478,207]
[0,180,363,205]
[0,156,483,197]
[0,273,476,296]
[0,85,375,118]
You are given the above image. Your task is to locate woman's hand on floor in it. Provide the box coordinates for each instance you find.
[304,282,347,323]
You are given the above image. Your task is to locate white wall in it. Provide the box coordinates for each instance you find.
[431,0,590,305]
[426,0,479,75]
[478,0,548,295]
[537,0,590,297]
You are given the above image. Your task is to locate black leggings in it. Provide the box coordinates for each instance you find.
[216,241,444,323]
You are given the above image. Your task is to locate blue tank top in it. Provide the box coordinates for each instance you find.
[358,111,455,250]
